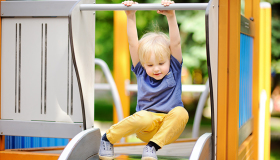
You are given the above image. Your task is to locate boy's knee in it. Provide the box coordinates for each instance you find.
[170,107,189,123]
[132,110,153,127]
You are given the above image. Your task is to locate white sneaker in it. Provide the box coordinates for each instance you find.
[99,140,114,160]
[141,146,158,160]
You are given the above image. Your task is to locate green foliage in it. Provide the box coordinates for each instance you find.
[264,0,280,3]
[269,1,280,73]
[95,0,114,69]
[94,94,138,121]
[271,17,280,58]
[94,99,113,121]
[272,60,280,73]
[271,139,280,160]
[177,10,208,77]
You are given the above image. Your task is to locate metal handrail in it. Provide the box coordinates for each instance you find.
[95,58,124,123]
[192,80,209,138]
[80,3,208,11]
[95,83,206,93]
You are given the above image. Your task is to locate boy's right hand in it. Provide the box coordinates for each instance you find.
[157,0,175,18]
[122,1,137,16]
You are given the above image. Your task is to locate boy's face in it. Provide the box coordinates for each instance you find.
[143,53,170,80]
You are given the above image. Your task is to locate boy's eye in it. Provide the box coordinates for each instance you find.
[147,64,153,67]
[159,62,165,65]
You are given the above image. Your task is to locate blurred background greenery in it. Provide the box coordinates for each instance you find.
[94,0,280,159]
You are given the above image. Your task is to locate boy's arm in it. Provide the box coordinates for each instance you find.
[157,1,182,63]
[167,12,182,63]
[123,1,139,67]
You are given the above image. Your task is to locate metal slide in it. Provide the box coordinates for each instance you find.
[59,128,101,160]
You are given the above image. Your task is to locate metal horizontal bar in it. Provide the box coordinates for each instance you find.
[95,83,111,90]
[80,3,208,11]
[96,83,206,92]
[124,84,206,92]
[182,84,206,92]
[0,120,83,138]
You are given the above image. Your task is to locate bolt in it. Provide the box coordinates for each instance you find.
[213,5,214,8]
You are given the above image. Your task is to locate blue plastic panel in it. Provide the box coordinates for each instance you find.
[5,136,69,149]
[239,33,253,128]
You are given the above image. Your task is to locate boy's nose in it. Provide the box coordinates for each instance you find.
[154,66,160,72]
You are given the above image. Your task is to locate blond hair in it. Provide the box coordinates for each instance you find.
[138,32,171,65]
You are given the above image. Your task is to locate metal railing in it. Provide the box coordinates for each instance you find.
[80,3,208,11]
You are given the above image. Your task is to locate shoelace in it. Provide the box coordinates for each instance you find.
[103,141,106,150]
[103,141,112,151]
[145,146,154,153]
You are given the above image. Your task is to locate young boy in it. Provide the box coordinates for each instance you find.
[99,1,189,160]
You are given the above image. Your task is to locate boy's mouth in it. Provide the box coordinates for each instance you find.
[154,73,161,76]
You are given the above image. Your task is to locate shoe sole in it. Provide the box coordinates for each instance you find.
[99,155,114,160]
[141,157,157,160]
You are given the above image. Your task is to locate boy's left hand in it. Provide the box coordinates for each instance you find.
[161,0,174,7]
[122,1,138,16]
[157,0,175,17]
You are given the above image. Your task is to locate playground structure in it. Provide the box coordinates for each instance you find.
[0,0,271,160]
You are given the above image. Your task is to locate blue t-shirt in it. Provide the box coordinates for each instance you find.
[132,55,184,113]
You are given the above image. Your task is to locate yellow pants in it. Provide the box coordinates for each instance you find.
[106,106,189,147]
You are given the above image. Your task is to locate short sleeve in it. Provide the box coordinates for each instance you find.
[131,62,145,76]
[170,55,183,72]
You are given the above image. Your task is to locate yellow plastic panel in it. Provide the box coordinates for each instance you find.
[227,0,241,159]
[113,11,130,123]
[259,3,271,160]
[251,0,260,159]
[217,0,229,159]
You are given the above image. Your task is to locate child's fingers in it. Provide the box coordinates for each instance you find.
[122,1,127,6]
[157,10,165,15]
[126,1,132,6]
[122,1,135,6]
[161,0,174,6]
